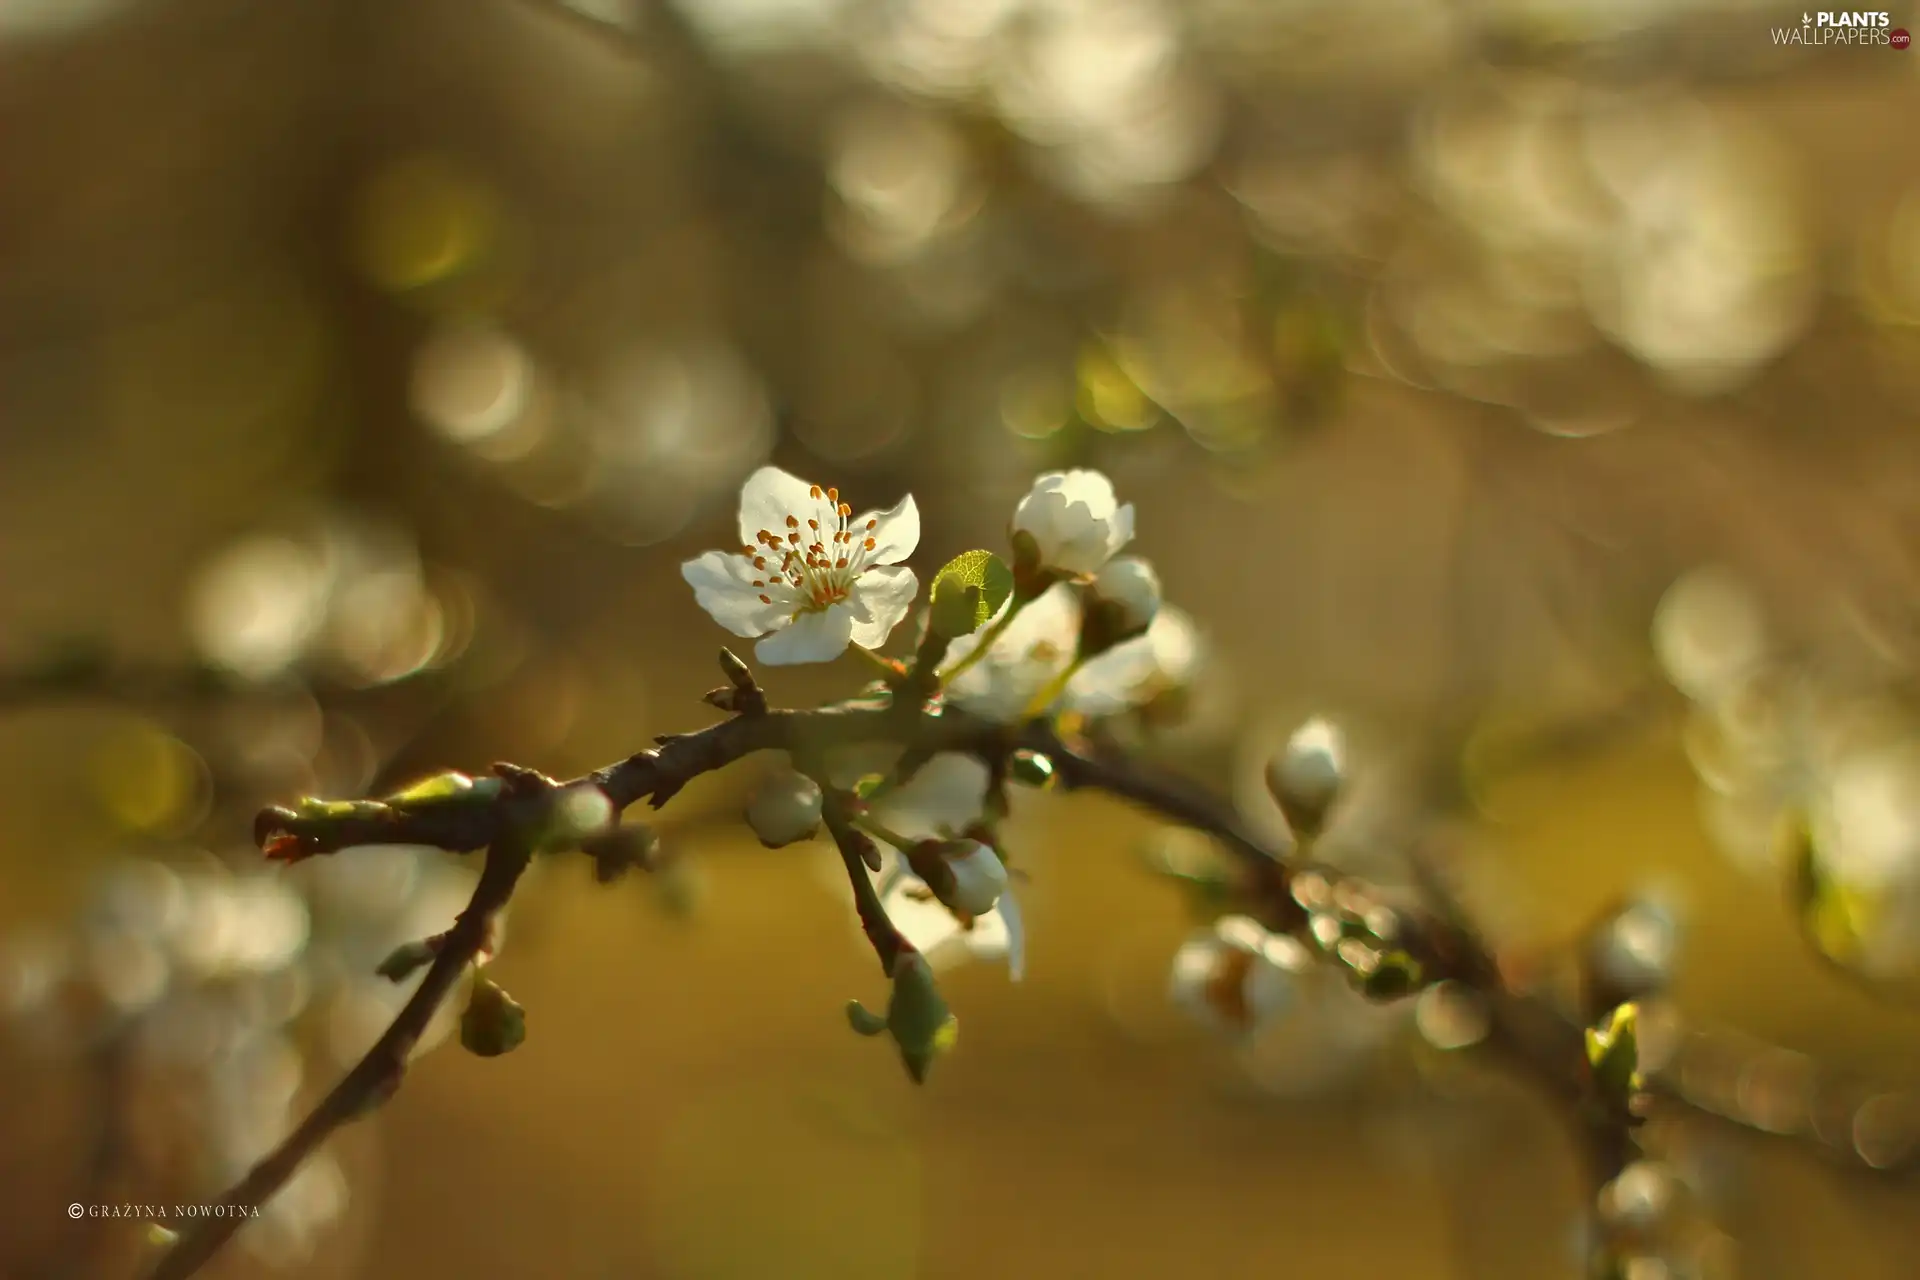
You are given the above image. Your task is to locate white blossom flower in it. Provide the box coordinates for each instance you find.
[1010,469,1136,579]
[939,584,1081,722]
[1087,555,1161,639]
[1168,915,1308,1040]
[941,587,1203,724]
[873,752,992,841]
[681,466,920,665]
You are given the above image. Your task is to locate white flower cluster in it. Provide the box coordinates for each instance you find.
[682,465,1199,720]
[686,466,1208,987]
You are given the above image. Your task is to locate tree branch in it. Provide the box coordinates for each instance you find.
[146,832,535,1280]
[149,670,1651,1280]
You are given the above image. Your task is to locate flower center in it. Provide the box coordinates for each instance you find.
[739,483,881,614]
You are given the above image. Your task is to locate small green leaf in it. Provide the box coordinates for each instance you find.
[846,1000,888,1036]
[388,771,477,804]
[929,550,1014,638]
[1783,811,1874,962]
[885,952,957,1084]
[295,797,388,822]
[1585,1002,1641,1107]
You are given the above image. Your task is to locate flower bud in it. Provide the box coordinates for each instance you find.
[1079,556,1162,656]
[1090,557,1160,632]
[1265,718,1345,840]
[1009,469,1136,586]
[847,949,960,1083]
[744,771,824,848]
[460,975,527,1058]
[910,838,1008,917]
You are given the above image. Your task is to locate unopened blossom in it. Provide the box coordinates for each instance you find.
[1168,915,1307,1040]
[682,466,920,665]
[1009,469,1135,580]
[1090,556,1160,630]
[913,838,1008,916]
[744,770,823,848]
[878,861,1026,981]
[854,753,1026,980]
[1266,717,1346,839]
[1082,555,1161,654]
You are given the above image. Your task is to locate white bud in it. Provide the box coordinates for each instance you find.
[744,772,823,848]
[1010,469,1136,578]
[1089,556,1161,637]
[1266,717,1345,839]
[936,839,1008,916]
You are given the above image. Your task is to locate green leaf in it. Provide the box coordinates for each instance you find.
[928,550,1014,638]
[388,771,476,804]
[1585,1002,1641,1107]
[845,1000,888,1036]
[295,797,388,822]
[1783,811,1874,962]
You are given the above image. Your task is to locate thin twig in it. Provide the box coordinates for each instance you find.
[818,789,905,977]
[146,833,535,1280]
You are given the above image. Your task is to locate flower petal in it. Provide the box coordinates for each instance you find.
[1107,501,1136,555]
[878,868,967,962]
[847,565,918,649]
[1068,634,1159,716]
[736,466,818,547]
[681,551,790,638]
[854,493,920,565]
[876,752,990,839]
[753,604,854,665]
[997,885,1026,982]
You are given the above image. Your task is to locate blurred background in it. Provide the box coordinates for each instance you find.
[3,0,1920,1276]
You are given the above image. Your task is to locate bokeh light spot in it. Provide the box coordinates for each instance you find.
[89,722,212,837]
[352,156,501,294]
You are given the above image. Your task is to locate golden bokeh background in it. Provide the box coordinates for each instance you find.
[4,0,1920,1276]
